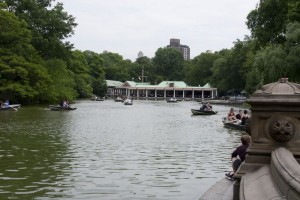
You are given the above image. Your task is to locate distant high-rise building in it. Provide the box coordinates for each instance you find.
[138,51,144,58]
[167,38,190,60]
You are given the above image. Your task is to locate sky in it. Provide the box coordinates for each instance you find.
[59,0,259,61]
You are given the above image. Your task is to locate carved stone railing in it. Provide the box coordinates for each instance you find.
[239,147,300,200]
[271,147,300,200]
[233,78,300,200]
[201,79,300,200]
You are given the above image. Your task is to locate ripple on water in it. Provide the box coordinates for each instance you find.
[0,101,244,200]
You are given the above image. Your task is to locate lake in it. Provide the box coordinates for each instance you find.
[0,100,244,200]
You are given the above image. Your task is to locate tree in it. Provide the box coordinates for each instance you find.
[45,59,77,102]
[4,0,77,59]
[68,50,93,98]
[245,22,300,93]
[246,0,300,46]
[100,52,131,82]
[246,0,288,45]
[209,40,255,95]
[152,47,184,81]
[285,22,300,81]
[83,51,107,97]
[0,7,52,103]
[185,52,219,86]
[131,56,155,83]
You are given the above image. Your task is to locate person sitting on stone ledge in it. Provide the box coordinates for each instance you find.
[225,134,251,181]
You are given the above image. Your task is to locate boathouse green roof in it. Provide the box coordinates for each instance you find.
[107,80,215,89]
[158,81,188,88]
[203,83,211,88]
[106,80,123,87]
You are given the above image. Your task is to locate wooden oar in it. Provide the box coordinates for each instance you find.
[9,105,18,111]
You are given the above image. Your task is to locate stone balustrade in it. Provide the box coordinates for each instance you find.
[233,78,300,199]
[240,147,300,200]
[200,78,300,200]
[271,147,300,200]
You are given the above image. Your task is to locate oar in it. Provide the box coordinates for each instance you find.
[9,105,18,111]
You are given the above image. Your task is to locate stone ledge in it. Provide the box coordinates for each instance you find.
[199,178,233,200]
[240,165,284,200]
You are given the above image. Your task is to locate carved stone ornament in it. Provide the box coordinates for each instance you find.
[269,118,295,142]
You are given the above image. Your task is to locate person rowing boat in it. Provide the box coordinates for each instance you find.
[0,100,18,111]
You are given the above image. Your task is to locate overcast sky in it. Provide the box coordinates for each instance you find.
[59,0,259,61]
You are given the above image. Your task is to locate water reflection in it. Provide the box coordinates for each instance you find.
[0,101,244,200]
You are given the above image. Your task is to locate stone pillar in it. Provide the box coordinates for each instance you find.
[234,78,300,199]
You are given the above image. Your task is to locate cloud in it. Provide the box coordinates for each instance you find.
[60,0,259,61]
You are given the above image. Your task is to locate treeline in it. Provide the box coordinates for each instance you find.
[0,0,299,104]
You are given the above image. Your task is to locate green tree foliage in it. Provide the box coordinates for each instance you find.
[4,0,77,59]
[252,46,288,85]
[285,22,300,81]
[246,0,288,45]
[100,52,131,82]
[130,56,155,83]
[0,8,52,103]
[204,40,255,96]
[68,50,93,98]
[288,0,300,22]
[245,22,300,93]
[243,0,300,94]
[152,47,184,81]
[210,50,231,92]
[185,51,219,86]
[44,59,77,102]
[246,0,300,46]
[2,0,299,103]
[83,51,107,97]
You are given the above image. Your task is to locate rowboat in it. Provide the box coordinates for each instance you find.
[191,109,218,115]
[114,97,123,102]
[166,98,178,103]
[91,96,104,101]
[0,104,21,111]
[49,105,76,111]
[124,99,133,105]
[222,117,245,130]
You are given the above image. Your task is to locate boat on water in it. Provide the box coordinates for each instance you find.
[114,97,123,102]
[0,104,21,111]
[166,98,178,103]
[124,99,133,105]
[49,105,76,111]
[191,109,218,115]
[222,117,245,131]
[91,96,104,101]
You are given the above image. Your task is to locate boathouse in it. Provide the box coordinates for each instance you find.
[106,80,218,100]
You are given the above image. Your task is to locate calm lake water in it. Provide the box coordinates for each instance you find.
[0,100,244,200]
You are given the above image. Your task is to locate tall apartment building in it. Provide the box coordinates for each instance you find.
[167,38,190,60]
